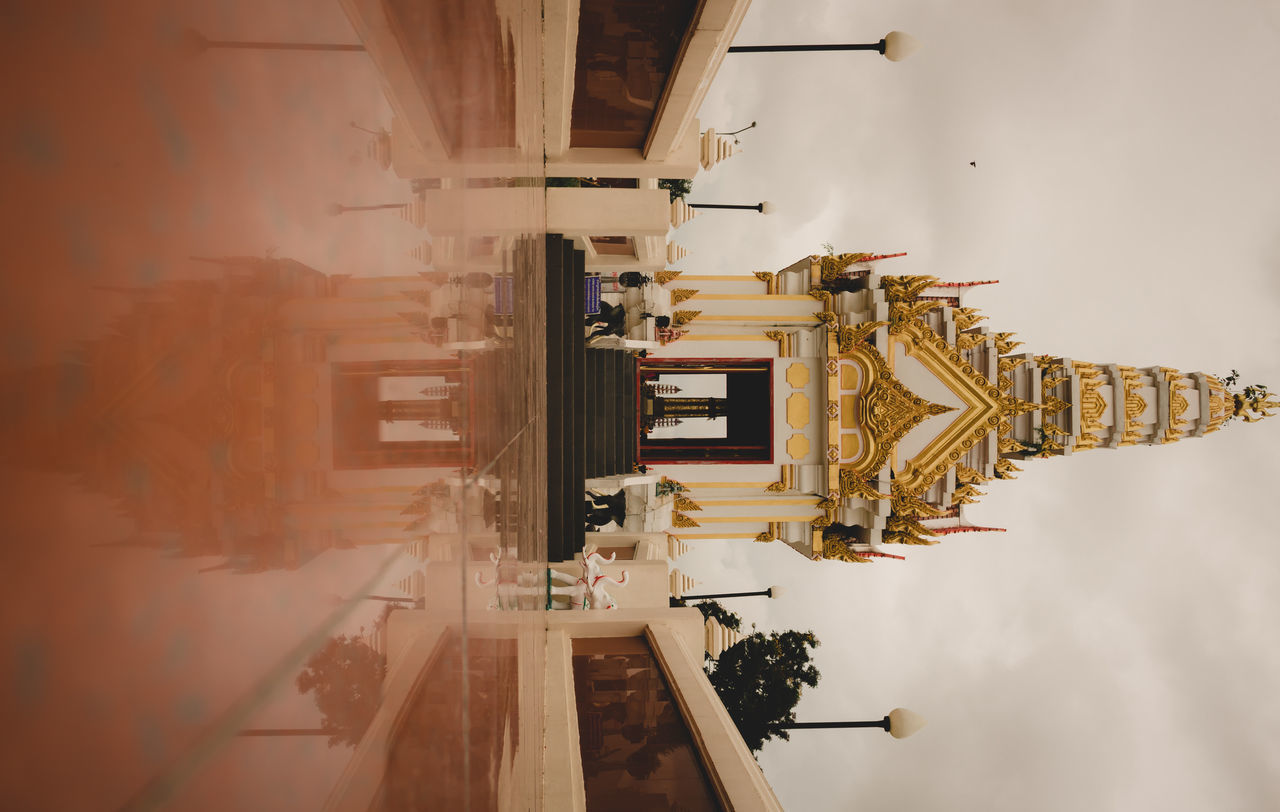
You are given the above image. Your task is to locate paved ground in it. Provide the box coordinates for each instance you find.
[0,0,548,808]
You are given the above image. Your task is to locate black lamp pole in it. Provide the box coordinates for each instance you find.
[682,587,777,600]
[729,41,886,54]
[687,202,770,212]
[779,717,890,731]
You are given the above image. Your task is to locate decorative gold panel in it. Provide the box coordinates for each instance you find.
[786,392,811,429]
[840,395,859,429]
[840,362,859,390]
[840,433,859,460]
[786,362,810,388]
[786,434,811,460]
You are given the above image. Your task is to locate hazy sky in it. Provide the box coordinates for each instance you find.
[675,1,1280,809]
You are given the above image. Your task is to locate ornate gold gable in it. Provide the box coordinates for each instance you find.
[841,342,955,479]
[882,295,1004,496]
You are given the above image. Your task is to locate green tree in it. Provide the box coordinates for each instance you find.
[707,630,821,752]
[658,178,692,202]
[295,635,386,748]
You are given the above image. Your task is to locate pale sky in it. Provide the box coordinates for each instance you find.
[675,1,1280,809]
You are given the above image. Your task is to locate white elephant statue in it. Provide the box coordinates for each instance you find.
[549,550,629,610]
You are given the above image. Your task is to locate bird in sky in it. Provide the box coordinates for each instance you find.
[969,161,977,167]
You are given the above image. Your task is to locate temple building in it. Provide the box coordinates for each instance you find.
[590,251,1277,565]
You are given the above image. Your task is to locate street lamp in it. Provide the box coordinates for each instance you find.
[682,585,786,600]
[779,707,927,739]
[728,31,920,62]
[718,120,757,143]
[687,201,774,214]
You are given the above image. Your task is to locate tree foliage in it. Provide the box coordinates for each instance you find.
[295,635,386,748]
[707,630,820,753]
[658,177,692,202]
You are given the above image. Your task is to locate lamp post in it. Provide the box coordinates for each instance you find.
[728,31,920,62]
[687,201,774,214]
[682,585,786,600]
[779,707,927,739]
[718,120,757,143]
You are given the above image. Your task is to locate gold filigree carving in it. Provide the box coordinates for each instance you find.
[999,356,1028,374]
[883,309,1004,495]
[671,512,700,528]
[838,321,886,353]
[673,494,701,512]
[815,312,838,327]
[992,333,1023,354]
[819,253,875,282]
[808,287,834,307]
[842,341,955,479]
[655,270,682,286]
[822,536,871,563]
[887,515,938,538]
[670,288,699,305]
[754,531,775,543]
[810,516,832,530]
[672,310,701,327]
[955,332,988,351]
[994,458,1021,477]
[956,464,992,484]
[881,275,939,301]
[839,468,890,500]
[890,484,946,518]
[1041,395,1069,416]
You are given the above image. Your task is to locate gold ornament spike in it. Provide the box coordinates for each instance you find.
[839,469,890,500]
[672,310,701,327]
[1001,396,1040,418]
[890,486,946,518]
[816,496,838,511]
[1042,375,1069,391]
[956,464,993,484]
[765,480,788,493]
[1040,437,1065,452]
[753,270,775,292]
[654,270,682,286]
[808,287,834,306]
[951,493,979,505]
[993,333,1023,354]
[810,516,832,530]
[953,307,987,331]
[822,536,872,563]
[999,356,1028,374]
[673,494,702,512]
[1042,395,1070,416]
[814,312,838,327]
[881,274,939,302]
[954,484,986,500]
[1041,422,1071,438]
[998,374,1014,392]
[671,512,700,528]
[887,515,939,537]
[994,458,1022,477]
[670,288,699,305]
[891,299,943,331]
[754,531,775,543]
[838,321,887,353]
[955,331,988,351]
[999,436,1029,453]
[819,252,874,281]
[884,530,939,546]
